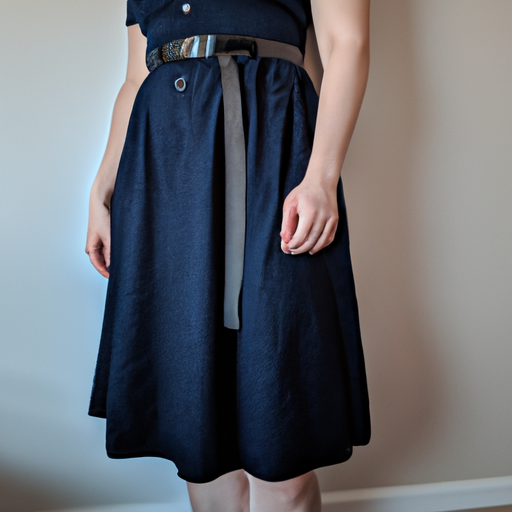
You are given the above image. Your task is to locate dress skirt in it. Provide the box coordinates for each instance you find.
[88,54,371,483]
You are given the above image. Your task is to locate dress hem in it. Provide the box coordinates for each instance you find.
[104,449,357,483]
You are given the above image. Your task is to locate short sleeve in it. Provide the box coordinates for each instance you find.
[126,0,137,26]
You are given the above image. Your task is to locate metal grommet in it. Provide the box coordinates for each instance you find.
[174,77,187,92]
[182,3,191,14]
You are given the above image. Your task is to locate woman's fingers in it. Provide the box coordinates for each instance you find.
[288,215,321,253]
[281,197,300,253]
[86,198,111,277]
[308,216,338,255]
[87,247,110,278]
[280,199,299,244]
[288,213,337,254]
[85,228,111,278]
[280,179,339,255]
[103,243,111,270]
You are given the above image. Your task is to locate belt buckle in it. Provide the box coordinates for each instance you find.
[182,34,217,59]
[162,34,258,63]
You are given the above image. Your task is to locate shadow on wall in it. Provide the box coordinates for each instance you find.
[318,0,448,491]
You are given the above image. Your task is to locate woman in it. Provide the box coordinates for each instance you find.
[85,0,371,510]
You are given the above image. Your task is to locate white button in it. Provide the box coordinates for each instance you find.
[175,77,187,92]
[182,3,191,14]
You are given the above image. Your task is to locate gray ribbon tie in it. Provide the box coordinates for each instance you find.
[218,55,246,330]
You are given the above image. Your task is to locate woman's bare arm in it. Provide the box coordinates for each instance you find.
[85,25,148,277]
[281,0,370,255]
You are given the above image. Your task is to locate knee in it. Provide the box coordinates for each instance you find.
[247,471,317,505]
[187,470,250,512]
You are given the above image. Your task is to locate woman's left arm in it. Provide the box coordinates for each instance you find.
[280,0,370,255]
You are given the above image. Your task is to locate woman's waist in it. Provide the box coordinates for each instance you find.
[146,34,304,73]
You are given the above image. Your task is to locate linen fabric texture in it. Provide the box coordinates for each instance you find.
[88,0,371,484]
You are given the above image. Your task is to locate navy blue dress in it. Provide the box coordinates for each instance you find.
[88,0,371,484]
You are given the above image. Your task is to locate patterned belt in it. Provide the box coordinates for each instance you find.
[147,35,304,330]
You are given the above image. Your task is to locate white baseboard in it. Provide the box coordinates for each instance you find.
[42,476,512,512]
[321,475,512,512]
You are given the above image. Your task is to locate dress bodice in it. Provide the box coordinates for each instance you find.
[126,0,312,55]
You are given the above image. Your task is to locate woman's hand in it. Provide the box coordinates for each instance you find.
[85,193,111,278]
[280,176,339,255]
[84,25,148,278]
[281,0,369,257]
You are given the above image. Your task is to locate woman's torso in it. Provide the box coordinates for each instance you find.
[127,0,312,55]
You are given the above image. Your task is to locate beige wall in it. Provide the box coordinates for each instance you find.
[0,0,511,510]
[319,0,512,492]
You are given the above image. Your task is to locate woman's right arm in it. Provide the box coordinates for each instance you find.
[85,25,149,278]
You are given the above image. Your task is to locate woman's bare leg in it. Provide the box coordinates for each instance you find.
[186,469,250,512]
[246,470,322,512]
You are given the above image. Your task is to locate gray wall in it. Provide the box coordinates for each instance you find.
[0,0,511,510]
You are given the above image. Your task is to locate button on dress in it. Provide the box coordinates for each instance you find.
[88,0,371,484]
